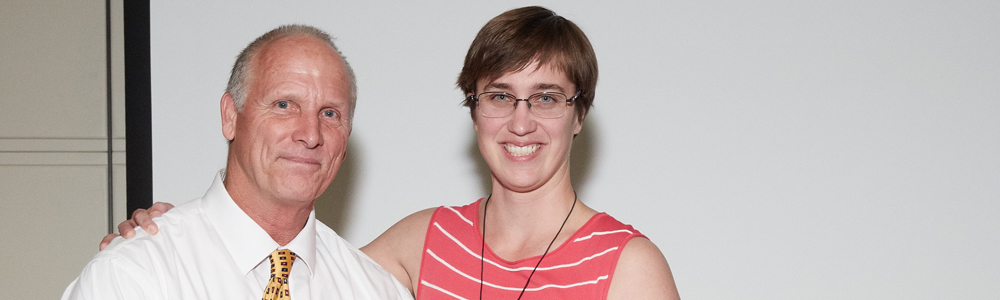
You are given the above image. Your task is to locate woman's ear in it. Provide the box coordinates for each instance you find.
[573,112,585,136]
[469,92,480,131]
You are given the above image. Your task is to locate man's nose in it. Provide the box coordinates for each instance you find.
[293,114,323,148]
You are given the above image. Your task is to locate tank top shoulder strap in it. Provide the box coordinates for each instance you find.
[428,199,481,229]
[566,212,648,264]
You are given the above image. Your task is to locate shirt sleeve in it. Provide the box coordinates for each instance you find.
[61,254,161,300]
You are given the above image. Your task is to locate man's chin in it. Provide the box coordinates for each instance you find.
[274,191,322,205]
[268,175,324,200]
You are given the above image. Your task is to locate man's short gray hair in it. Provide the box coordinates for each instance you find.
[225,24,357,117]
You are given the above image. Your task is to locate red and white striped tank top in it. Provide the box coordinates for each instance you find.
[416,199,646,299]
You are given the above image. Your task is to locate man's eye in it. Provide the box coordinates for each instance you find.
[492,94,510,101]
[277,101,289,109]
[537,96,554,103]
[322,109,337,118]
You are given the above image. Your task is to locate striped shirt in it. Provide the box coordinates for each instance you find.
[416,199,645,299]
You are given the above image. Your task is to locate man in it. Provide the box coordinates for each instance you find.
[62,25,412,300]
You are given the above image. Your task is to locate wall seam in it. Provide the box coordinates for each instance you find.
[105,0,114,234]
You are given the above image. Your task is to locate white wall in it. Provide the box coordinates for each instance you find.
[151,1,1000,299]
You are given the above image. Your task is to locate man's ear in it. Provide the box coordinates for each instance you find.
[221,93,238,141]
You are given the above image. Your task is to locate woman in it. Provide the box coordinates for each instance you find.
[112,6,678,299]
[363,6,678,299]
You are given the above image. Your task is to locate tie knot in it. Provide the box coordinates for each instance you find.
[268,249,296,278]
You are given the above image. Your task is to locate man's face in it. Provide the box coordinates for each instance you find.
[222,35,352,206]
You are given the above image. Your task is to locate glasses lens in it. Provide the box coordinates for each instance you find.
[478,92,513,117]
[529,93,568,118]
[476,92,569,118]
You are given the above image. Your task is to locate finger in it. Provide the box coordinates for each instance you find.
[118,218,138,239]
[140,219,159,235]
[99,233,120,251]
[133,208,158,235]
[148,202,174,218]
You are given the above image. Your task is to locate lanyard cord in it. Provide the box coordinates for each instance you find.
[480,191,578,299]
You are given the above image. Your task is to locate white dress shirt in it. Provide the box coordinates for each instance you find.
[62,170,413,300]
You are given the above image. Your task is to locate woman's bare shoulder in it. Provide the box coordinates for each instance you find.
[363,207,437,253]
[361,207,438,292]
[607,237,680,300]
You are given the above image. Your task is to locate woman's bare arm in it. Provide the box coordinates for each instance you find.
[360,208,435,295]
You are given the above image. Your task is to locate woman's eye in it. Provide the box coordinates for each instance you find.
[276,101,289,109]
[322,109,337,118]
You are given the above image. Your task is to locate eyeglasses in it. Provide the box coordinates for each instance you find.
[471,91,580,119]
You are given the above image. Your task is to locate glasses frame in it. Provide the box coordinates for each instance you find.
[470,91,580,119]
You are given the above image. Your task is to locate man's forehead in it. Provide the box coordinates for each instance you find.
[251,39,347,82]
[255,36,339,66]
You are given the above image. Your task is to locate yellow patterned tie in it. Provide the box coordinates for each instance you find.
[262,249,296,300]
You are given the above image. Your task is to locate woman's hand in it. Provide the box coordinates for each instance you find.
[98,202,175,250]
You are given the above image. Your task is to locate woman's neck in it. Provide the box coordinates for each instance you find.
[480,177,597,261]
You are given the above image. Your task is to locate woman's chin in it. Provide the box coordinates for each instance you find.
[494,175,546,193]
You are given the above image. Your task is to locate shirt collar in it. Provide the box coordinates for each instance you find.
[283,206,317,276]
[202,169,317,277]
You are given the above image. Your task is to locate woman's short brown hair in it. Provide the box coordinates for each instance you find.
[458,6,598,123]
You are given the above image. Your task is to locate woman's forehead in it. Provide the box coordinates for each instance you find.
[479,62,572,89]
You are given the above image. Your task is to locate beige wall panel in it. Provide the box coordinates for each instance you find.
[0,152,106,166]
[0,165,107,299]
[0,138,105,152]
[0,1,107,138]
[113,163,127,227]
[111,0,126,140]
[0,1,124,298]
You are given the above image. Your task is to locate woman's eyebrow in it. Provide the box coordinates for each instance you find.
[484,82,512,91]
[534,83,566,93]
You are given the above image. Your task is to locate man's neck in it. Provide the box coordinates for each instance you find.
[236,198,313,246]
[223,170,315,246]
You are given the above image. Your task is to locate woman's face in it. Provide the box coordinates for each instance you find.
[472,61,583,193]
